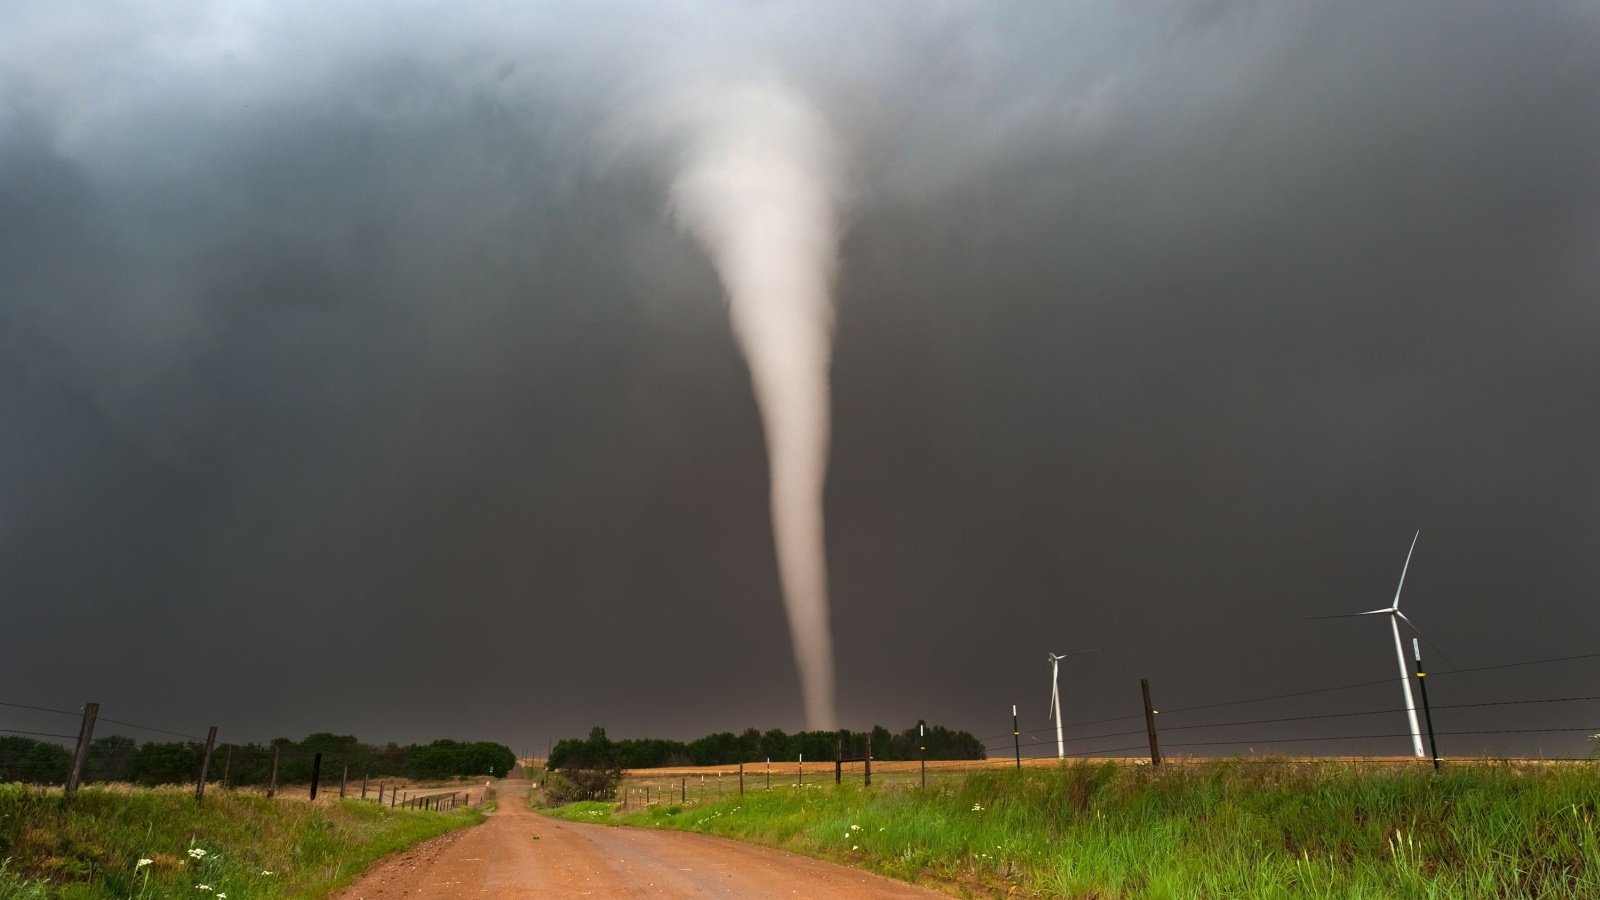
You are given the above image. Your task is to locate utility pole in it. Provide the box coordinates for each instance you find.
[1141,679,1162,767]
[1413,639,1440,771]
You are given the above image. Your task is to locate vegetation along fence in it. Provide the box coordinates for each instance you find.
[0,699,512,809]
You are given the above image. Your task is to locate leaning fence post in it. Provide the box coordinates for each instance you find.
[268,745,280,797]
[1141,678,1162,767]
[65,702,99,795]
[195,726,218,803]
[339,764,348,799]
[309,752,323,801]
[221,745,232,790]
[361,772,368,799]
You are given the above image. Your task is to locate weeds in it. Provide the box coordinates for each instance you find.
[0,785,480,899]
[546,759,1600,898]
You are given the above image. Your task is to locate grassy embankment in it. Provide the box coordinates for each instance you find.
[542,759,1600,898]
[0,785,481,900]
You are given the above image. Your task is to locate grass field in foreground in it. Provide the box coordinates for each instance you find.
[544,759,1600,898]
[0,785,481,900]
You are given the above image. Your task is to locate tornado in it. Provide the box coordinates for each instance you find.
[668,81,845,730]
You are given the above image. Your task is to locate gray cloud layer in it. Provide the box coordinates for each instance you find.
[2,1,1598,755]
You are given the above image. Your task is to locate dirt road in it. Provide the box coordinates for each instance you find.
[335,777,949,899]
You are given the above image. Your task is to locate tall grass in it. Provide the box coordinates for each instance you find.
[0,785,480,900]
[547,759,1600,898]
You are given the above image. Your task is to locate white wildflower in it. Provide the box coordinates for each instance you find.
[136,859,153,869]
[196,885,211,892]
[851,845,859,851]
[971,803,984,812]
[217,894,227,899]
[261,870,274,876]
[188,848,208,860]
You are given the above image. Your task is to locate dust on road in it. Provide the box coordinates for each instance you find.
[335,777,950,899]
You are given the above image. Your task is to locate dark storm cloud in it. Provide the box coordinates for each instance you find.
[2,1,1598,757]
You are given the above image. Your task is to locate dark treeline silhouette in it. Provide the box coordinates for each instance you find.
[548,722,985,771]
[0,732,515,787]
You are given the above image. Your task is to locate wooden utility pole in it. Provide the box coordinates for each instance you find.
[65,702,98,795]
[195,726,218,802]
[1141,679,1162,767]
[268,745,280,797]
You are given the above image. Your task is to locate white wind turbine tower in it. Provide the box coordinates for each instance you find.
[1313,531,1427,758]
[1047,648,1100,760]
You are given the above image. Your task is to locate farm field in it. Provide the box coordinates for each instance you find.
[545,758,1600,898]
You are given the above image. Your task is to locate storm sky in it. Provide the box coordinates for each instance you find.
[3,1,1600,759]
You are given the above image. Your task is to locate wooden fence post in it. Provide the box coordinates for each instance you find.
[339,764,348,799]
[865,732,872,788]
[1142,678,1162,767]
[65,702,98,795]
[221,745,232,790]
[195,727,218,803]
[361,772,368,799]
[309,752,323,801]
[739,762,744,796]
[268,745,280,797]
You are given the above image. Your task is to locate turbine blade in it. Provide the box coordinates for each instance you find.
[1395,611,1457,671]
[1308,608,1392,620]
[1391,530,1420,610]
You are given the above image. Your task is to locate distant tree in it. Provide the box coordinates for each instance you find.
[134,741,201,786]
[0,736,70,784]
[759,728,790,761]
[86,734,138,783]
[547,727,622,802]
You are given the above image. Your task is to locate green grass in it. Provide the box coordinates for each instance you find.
[543,760,1600,898]
[0,785,481,900]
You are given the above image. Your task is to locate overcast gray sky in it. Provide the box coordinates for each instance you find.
[3,0,1599,759]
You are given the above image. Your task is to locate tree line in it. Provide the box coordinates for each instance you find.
[549,722,985,771]
[0,732,515,787]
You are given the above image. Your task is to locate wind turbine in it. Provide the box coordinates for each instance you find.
[1047,648,1100,760]
[1313,531,1427,758]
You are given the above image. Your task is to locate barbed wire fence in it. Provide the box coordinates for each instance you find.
[0,701,477,810]
[611,648,1600,807]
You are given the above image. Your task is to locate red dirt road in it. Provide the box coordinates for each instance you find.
[335,778,949,899]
